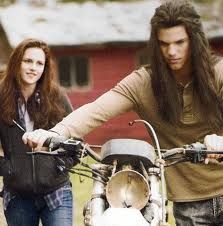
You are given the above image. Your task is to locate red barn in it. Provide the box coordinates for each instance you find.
[0,0,223,144]
[52,44,150,144]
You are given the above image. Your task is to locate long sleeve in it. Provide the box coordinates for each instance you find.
[51,67,150,139]
[51,90,134,139]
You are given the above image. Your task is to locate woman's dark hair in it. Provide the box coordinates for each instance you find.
[149,0,223,128]
[0,38,67,129]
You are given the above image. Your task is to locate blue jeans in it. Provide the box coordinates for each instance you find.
[4,189,73,226]
[173,196,223,226]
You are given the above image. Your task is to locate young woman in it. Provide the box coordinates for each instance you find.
[0,38,73,226]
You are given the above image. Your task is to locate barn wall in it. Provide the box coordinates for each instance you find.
[53,45,150,145]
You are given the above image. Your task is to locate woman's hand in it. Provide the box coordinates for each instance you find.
[204,134,223,164]
[22,129,59,151]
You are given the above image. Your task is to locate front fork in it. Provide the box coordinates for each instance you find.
[148,168,168,226]
[83,164,109,226]
[83,165,168,226]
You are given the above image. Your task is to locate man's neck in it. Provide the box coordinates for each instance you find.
[173,65,192,86]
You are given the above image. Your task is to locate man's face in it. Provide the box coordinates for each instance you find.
[158,25,191,72]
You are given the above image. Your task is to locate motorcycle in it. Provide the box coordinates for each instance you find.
[27,119,222,226]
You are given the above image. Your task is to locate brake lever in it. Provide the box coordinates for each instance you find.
[27,148,68,156]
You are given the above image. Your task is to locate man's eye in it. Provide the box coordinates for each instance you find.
[160,42,168,47]
[176,40,185,45]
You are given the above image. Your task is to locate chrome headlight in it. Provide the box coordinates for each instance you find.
[106,169,150,210]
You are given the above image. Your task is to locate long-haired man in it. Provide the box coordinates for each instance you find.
[23,1,223,225]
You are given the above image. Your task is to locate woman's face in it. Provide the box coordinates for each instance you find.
[20,47,46,89]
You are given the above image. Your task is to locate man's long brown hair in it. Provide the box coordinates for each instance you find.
[0,38,66,129]
[149,0,223,128]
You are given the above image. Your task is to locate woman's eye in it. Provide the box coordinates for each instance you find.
[37,62,44,66]
[23,59,32,63]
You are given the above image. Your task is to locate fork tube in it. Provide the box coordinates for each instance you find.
[90,164,106,226]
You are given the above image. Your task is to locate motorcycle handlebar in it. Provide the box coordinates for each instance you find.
[162,142,223,164]
[43,136,67,151]
[28,137,102,162]
[28,139,223,165]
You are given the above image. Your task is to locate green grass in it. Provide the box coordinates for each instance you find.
[72,176,92,226]
[72,156,95,226]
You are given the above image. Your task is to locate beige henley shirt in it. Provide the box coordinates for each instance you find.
[51,60,223,202]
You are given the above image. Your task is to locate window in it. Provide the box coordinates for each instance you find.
[57,56,89,88]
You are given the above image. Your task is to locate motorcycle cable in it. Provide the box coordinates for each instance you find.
[129,119,167,225]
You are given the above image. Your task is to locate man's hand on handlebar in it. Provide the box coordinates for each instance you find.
[22,129,59,151]
[204,134,223,164]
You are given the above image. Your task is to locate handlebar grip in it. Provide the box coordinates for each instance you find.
[43,136,67,151]
[186,142,206,150]
[43,137,52,147]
